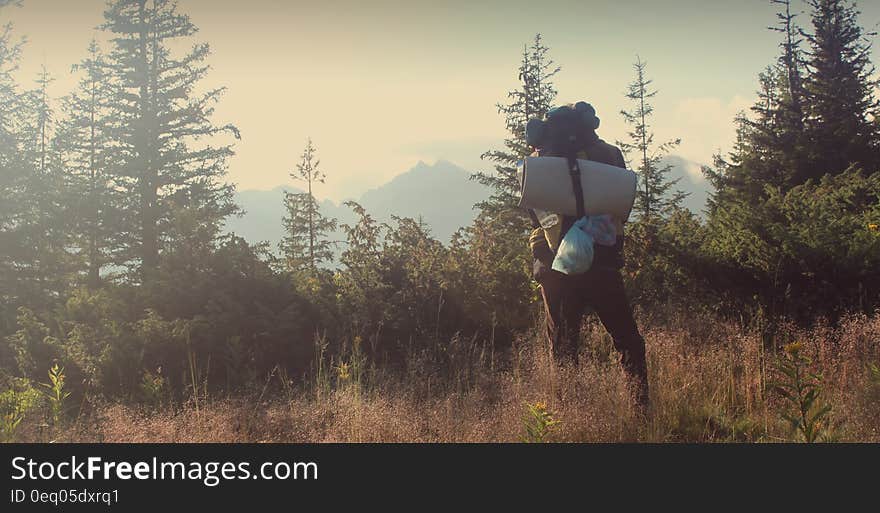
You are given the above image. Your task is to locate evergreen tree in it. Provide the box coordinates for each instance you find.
[474,33,559,214]
[770,0,810,185]
[707,0,810,206]
[336,201,389,343]
[802,0,879,177]
[54,40,120,289]
[772,0,807,135]
[0,3,30,313]
[382,215,447,342]
[712,69,789,205]
[617,56,685,223]
[31,66,53,174]
[280,138,337,271]
[701,0,880,321]
[615,57,693,306]
[100,0,240,281]
[462,34,557,336]
[16,66,69,301]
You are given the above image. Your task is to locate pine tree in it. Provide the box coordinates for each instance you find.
[459,34,559,333]
[32,66,53,174]
[454,34,560,335]
[802,0,880,177]
[772,1,806,121]
[719,69,788,202]
[615,57,692,306]
[100,0,240,280]
[617,57,685,223]
[54,40,120,288]
[474,33,559,214]
[336,201,388,341]
[770,0,810,185]
[14,65,71,301]
[280,138,337,271]
[0,3,31,310]
[701,0,880,321]
[0,9,71,310]
[708,0,810,206]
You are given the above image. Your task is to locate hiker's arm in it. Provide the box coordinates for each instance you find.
[529,228,553,262]
[529,228,554,282]
[525,148,555,281]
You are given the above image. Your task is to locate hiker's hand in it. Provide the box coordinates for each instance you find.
[533,258,551,283]
[534,259,565,286]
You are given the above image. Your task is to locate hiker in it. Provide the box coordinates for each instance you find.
[526,102,649,409]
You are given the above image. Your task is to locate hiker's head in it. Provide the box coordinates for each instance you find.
[525,101,600,156]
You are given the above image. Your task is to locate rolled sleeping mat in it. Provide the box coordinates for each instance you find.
[517,156,637,221]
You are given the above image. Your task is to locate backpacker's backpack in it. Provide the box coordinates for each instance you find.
[525,102,600,157]
[523,102,601,226]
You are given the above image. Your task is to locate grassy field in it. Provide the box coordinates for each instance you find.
[12,311,880,443]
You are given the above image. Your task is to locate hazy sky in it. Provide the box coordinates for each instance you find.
[4,0,880,201]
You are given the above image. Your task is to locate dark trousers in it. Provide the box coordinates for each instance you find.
[539,265,648,407]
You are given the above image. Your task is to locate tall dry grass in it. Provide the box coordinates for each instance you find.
[48,311,880,442]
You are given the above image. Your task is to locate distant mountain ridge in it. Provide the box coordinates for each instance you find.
[224,156,713,253]
[224,160,491,252]
[358,159,491,236]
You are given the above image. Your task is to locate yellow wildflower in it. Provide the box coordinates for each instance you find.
[783,341,803,355]
[336,362,350,381]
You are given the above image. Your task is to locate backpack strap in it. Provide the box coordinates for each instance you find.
[567,155,586,219]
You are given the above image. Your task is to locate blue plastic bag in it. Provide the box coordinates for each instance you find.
[551,215,618,275]
[551,217,594,275]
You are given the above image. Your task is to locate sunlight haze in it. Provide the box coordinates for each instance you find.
[7,0,879,200]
